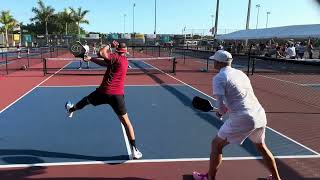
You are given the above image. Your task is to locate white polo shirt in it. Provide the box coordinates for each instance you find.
[83,44,90,54]
[212,66,266,128]
[286,47,296,57]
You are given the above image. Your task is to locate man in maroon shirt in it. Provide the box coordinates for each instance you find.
[65,42,142,159]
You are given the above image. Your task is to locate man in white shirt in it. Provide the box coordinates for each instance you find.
[285,43,296,59]
[193,50,281,180]
[78,41,90,69]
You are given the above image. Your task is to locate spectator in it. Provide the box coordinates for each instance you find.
[294,42,300,59]
[275,46,285,59]
[285,43,296,59]
[307,42,314,59]
[16,44,21,59]
[92,43,97,55]
[297,42,305,59]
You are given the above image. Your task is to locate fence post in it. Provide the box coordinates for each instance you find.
[247,46,252,76]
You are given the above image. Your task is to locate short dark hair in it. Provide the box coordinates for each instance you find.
[118,43,127,49]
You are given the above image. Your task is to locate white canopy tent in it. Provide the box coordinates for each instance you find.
[217,24,320,40]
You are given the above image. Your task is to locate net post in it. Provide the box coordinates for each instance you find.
[133,46,135,57]
[27,49,30,67]
[172,57,177,75]
[43,58,47,76]
[40,48,43,59]
[183,49,186,64]
[50,46,53,58]
[206,58,209,72]
[5,53,8,75]
[158,45,160,57]
[251,56,256,75]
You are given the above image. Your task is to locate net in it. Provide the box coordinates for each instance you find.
[250,55,320,75]
[0,47,69,75]
[43,56,177,76]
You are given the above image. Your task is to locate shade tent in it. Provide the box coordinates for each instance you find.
[217,24,320,40]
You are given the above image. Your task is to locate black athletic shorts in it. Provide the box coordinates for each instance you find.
[87,90,127,115]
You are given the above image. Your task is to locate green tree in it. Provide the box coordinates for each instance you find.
[58,8,73,35]
[31,0,55,44]
[0,10,17,47]
[69,7,89,39]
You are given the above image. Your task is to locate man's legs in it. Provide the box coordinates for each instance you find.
[117,113,142,159]
[66,96,90,117]
[117,113,135,141]
[255,143,281,180]
[208,136,229,180]
[79,60,82,69]
[193,135,229,180]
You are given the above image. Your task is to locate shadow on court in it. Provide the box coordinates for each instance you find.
[0,166,150,180]
[0,149,128,163]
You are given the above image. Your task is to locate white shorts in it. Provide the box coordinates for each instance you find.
[217,119,266,145]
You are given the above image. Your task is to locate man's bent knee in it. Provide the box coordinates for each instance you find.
[212,136,228,154]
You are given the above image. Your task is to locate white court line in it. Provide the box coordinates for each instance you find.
[301,84,320,86]
[121,125,132,160]
[0,155,318,169]
[0,62,72,114]
[258,74,305,86]
[143,61,320,156]
[267,127,320,155]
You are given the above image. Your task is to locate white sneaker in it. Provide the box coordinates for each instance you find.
[65,101,74,118]
[131,146,142,159]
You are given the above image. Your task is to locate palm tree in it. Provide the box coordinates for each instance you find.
[0,11,17,47]
[31,0,55,44]
[58,8,73,35]
[69,7,89,40]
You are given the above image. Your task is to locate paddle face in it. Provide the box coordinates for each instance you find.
[192,96,215,112]
[70,41,86,58]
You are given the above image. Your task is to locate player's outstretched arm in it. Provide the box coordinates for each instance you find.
[84,45,112,66]
[85,56,109,66]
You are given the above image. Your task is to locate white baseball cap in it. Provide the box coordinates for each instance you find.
[209,50,233,63]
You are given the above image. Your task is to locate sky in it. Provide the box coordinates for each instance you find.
[1,0,319,35]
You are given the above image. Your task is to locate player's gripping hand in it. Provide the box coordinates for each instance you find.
[111,40,119,48]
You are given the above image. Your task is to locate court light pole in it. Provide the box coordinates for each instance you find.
[266,11,271,28]
[123,14,127,34]
[245,0,251,46]
[213,0,220,39]
[246,0,251,30]
[154,0,157,35]
[133,3,136,34]
[255,4,261,29]
[211,15,214,35]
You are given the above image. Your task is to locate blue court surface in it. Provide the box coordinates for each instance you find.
[308,84,320,91]
[66,60,153,70]
[0,85,317,165]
